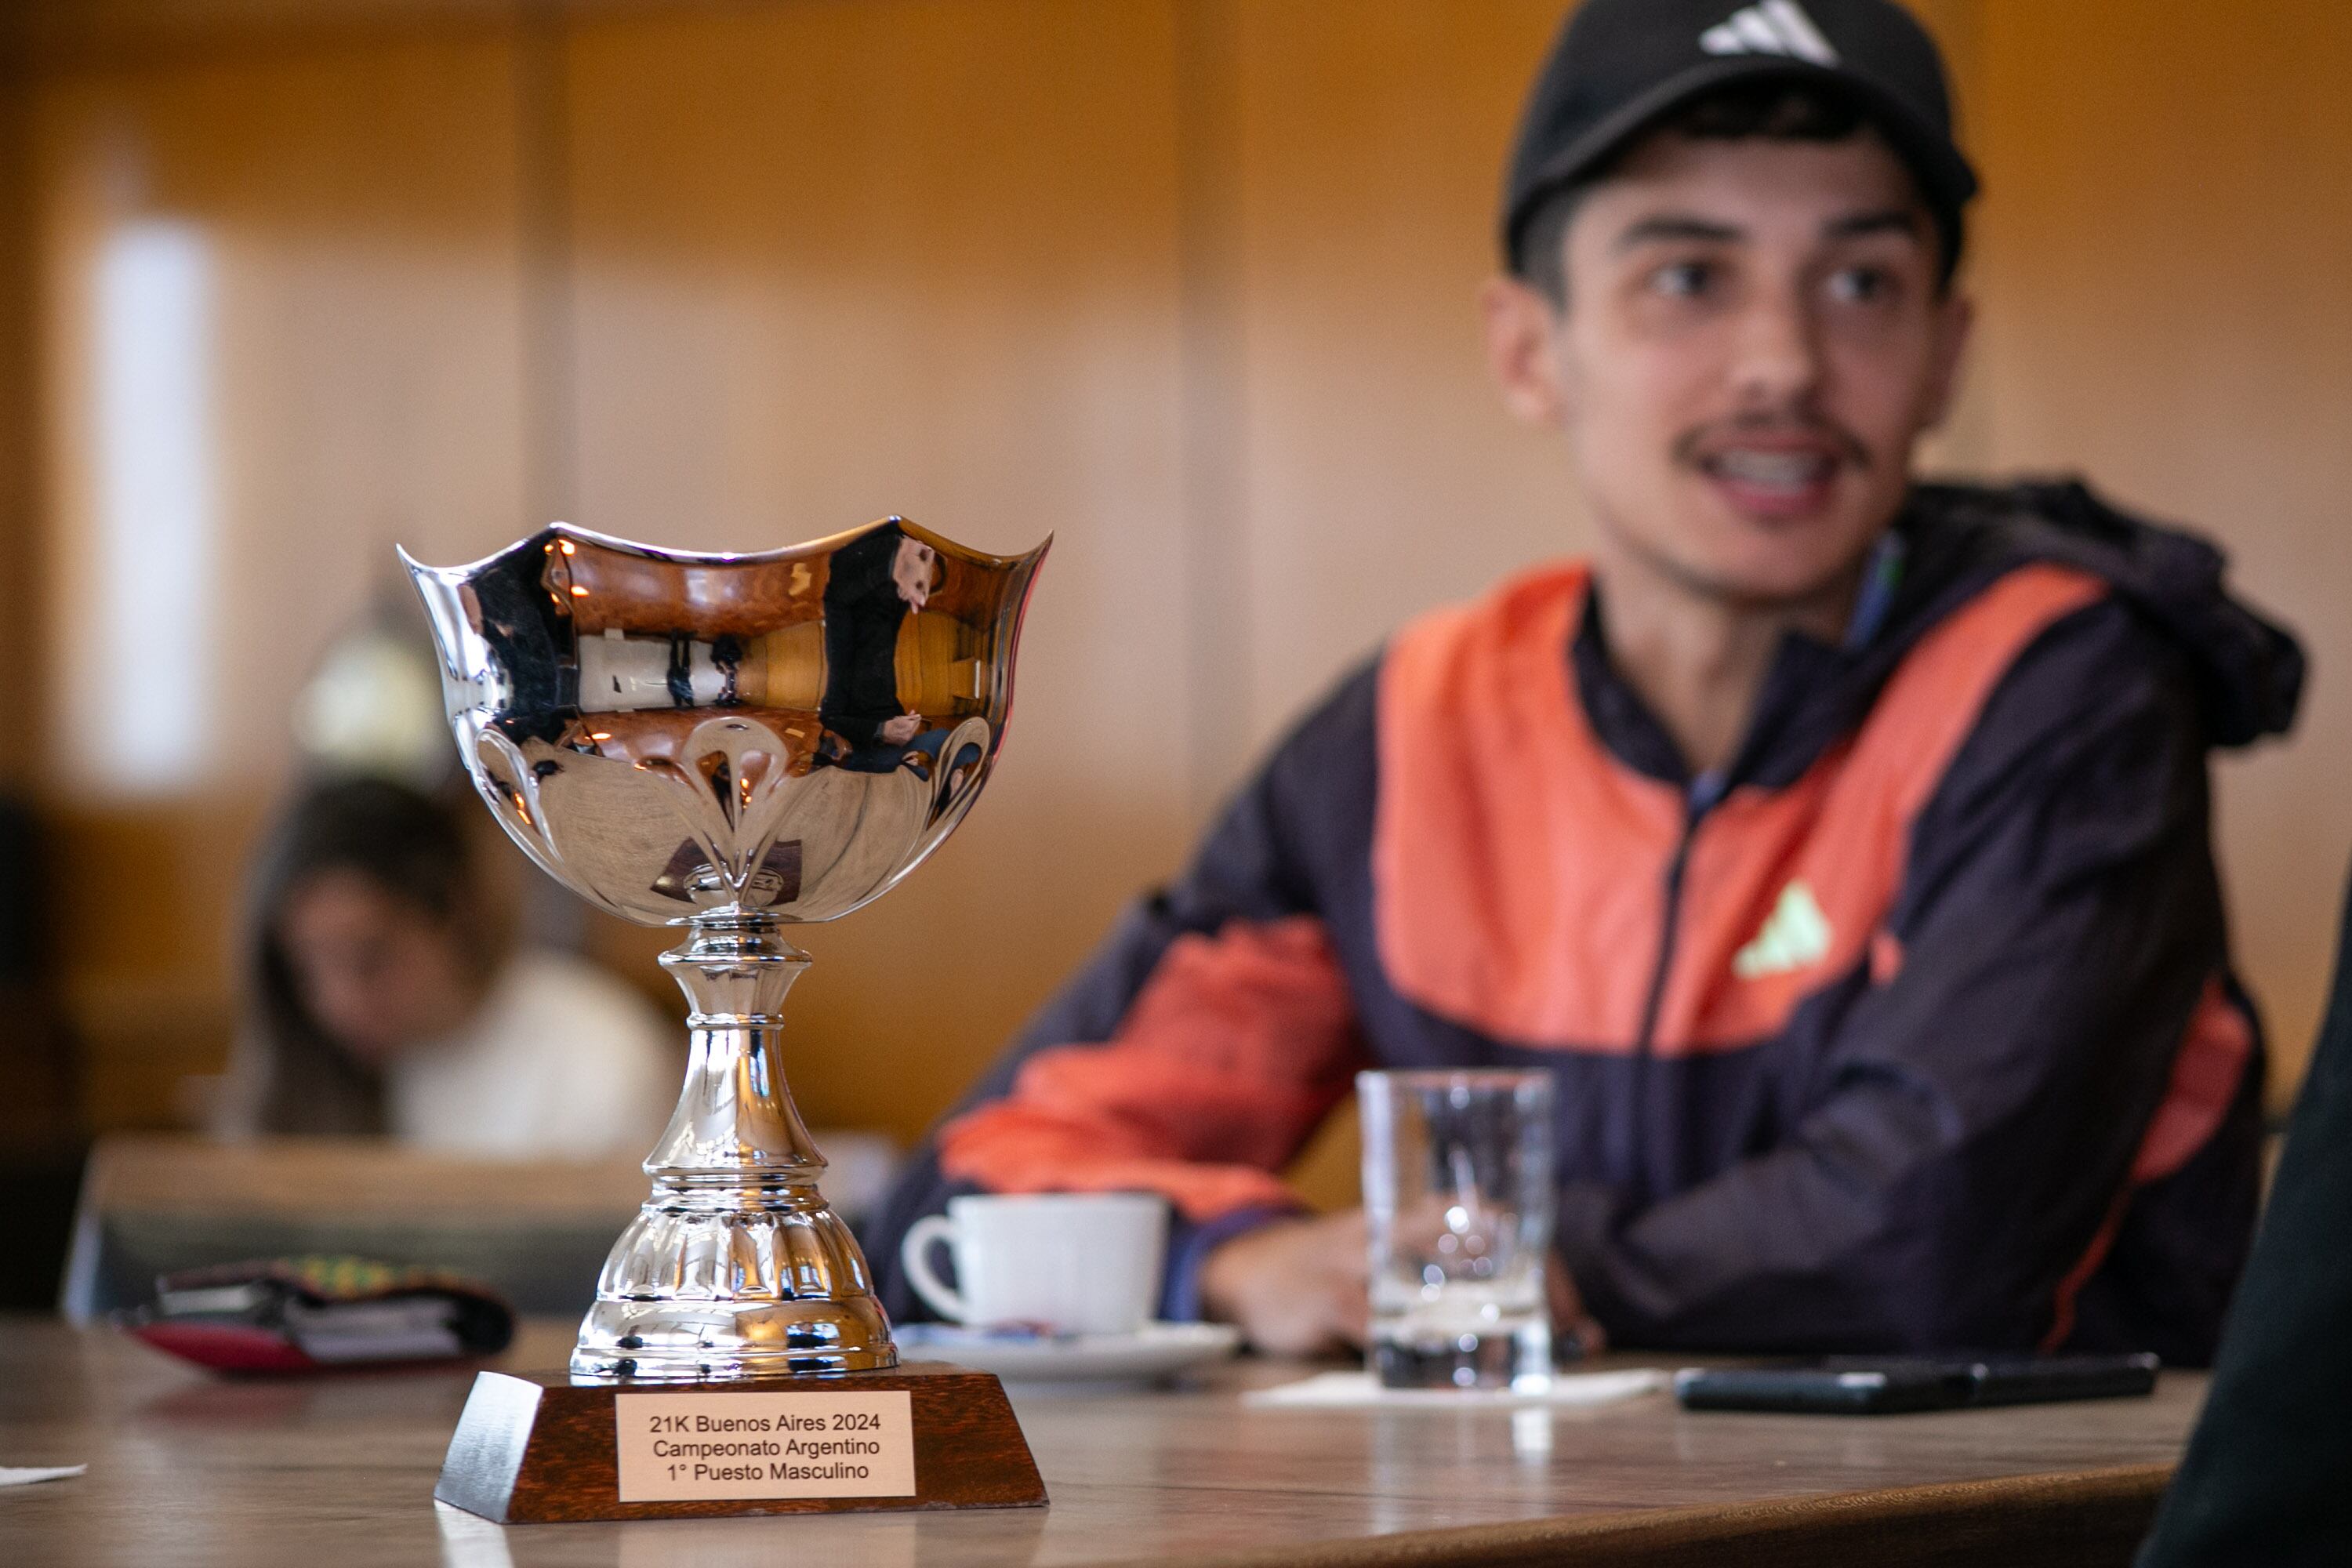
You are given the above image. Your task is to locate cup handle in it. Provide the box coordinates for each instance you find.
[900,1214,969,1323]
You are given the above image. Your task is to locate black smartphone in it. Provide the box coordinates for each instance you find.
[1673,1352,2161,1415]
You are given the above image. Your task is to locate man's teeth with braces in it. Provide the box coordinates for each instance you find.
[1710,450,1833,486]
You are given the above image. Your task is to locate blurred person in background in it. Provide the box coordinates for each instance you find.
[212,776,675,1158]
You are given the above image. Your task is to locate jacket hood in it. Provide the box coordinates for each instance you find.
[1915,480,2304,748]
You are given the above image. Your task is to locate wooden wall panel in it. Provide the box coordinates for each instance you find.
[1221,1,1583,757]
[560,0,1194,1140]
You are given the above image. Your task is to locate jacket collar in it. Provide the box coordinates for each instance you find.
[1571,528,1915,795]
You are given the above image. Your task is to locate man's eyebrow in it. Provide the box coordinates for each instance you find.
[1824,209,1926,241]
[1612,214,1743,251]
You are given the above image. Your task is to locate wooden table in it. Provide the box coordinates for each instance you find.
[0,1316,2196,1566]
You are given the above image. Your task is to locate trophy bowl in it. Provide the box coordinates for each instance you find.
[404,516,1047,1381]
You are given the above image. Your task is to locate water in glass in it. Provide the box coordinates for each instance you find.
[1358,1069,1556,1392]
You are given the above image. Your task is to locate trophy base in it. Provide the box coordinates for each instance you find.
[434,1362,1047,1523]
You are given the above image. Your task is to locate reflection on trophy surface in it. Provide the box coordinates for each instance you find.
[403,517,1047,1381]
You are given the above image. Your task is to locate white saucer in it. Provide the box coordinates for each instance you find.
[895,1320,1241,1385]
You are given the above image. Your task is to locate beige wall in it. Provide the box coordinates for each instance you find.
[12,0,2349,1143]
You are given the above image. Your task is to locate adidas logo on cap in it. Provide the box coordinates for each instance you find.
[1700,1,1841,67]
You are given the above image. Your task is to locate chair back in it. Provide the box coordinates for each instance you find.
[60,1135,649,1322]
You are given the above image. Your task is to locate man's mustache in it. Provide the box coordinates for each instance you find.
[1672,414,1872,472]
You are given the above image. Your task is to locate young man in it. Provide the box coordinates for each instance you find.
[869,0,2302,1363]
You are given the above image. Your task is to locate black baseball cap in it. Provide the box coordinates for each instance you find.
[1501,0,1979,273]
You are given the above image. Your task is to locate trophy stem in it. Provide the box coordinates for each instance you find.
[570,914,898,1381]
[646,918,826,1185]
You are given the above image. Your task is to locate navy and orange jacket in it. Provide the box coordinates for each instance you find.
[869,481,2303,1364]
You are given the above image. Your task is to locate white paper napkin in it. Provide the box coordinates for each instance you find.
[1243,1367,1669,1410]
[0,1465,85,1487]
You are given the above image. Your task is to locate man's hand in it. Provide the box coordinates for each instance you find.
[1200,1206,1609,1359]
[1199,1210,1368,1356]
[878,712,923,745]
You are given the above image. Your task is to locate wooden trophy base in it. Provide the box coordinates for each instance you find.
[434,1361,1047,1523]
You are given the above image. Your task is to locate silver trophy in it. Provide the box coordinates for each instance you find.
[405,517,1047,1381]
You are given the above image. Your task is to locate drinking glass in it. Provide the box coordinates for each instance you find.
[1357,1069,1556,1391]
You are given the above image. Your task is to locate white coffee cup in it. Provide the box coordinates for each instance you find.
[899,1192,1168,1336]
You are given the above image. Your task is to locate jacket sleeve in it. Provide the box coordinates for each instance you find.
[864,666,1379,1323]
[1557,601,2258,1356]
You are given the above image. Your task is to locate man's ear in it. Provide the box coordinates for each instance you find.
[1918,286,1975,432]
[1480,274,1568,428]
